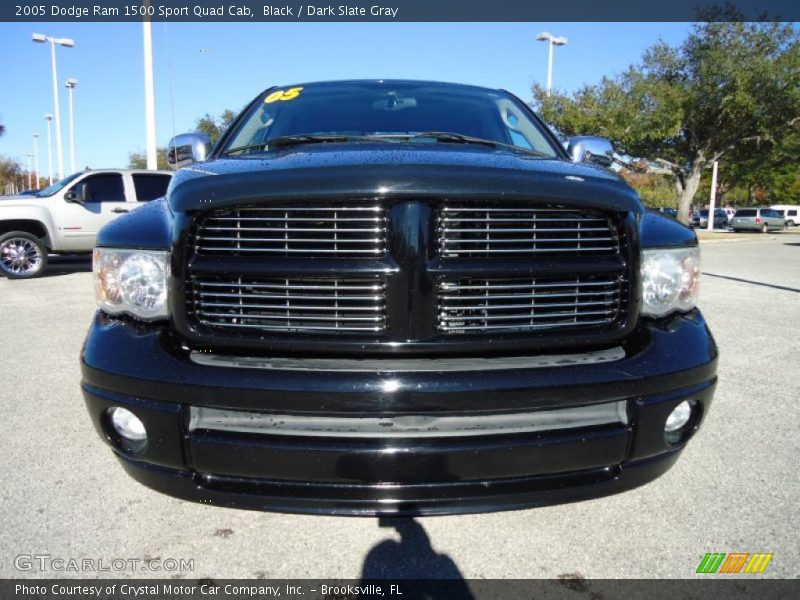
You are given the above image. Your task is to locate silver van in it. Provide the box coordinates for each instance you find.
[730,208,785,233]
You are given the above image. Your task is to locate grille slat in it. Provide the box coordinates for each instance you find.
[441,291,618,301]
[198,236,385,243]
[438,205,619,257]
[441,227,610,232]
[200,228,385,234]
[198,312,383,322]
[440,300,618,311]
[189,277,386,334]
[194,247,384,254]
[440,309,618,321]
[436,320,613,332]
[441,236,616,243]
[196,320,377,333]
[196,281,381,291]
[438,276,624,335]
[193,206,387,258]
[441,280,618,291]
[199,302,383,311]
[438,247,618,255]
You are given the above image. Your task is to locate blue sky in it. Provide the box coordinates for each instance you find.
[0,22,692,174]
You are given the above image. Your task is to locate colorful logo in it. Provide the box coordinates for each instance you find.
[696,552,773,574]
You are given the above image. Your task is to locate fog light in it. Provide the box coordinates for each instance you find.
[665,401,692,433]
[110,407,147,442]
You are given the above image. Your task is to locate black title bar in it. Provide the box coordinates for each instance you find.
[4,579,800,600]
[4,0,800,22]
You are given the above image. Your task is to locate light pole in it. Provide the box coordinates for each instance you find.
[44,114,54,184]
[536,32,568,96]
[24,154,34,189]
[32,32,74,180]
[32,133,40,188]
[65,78,78,173]
[707,161,719,232]
[142,20,158,170]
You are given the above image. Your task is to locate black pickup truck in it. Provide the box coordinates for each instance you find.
[81,80,717,515]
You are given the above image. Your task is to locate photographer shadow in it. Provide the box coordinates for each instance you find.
[360,517,475,599]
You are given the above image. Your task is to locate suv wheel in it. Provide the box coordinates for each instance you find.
[0,231,48,279]
[761,223,769,234]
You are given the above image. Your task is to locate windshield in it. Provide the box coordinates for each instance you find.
[35,172,83,197]
[222,81,560,158]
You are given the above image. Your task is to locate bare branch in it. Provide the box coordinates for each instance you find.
[653,157,682,171]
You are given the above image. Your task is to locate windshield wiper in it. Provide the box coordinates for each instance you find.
[404,131,552,158]
[223,134,383,156]
[223,132,552,158]
[222,143,270,156]
[270,134,370,148]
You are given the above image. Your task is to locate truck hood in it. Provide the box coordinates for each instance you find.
[168,143,643,214]
[0,194,48,208]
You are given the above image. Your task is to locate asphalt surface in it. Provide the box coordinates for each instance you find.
[1,234,798,580]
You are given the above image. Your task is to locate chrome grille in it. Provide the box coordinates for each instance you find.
[438,205,619,257]
[438,276,624,334]
[189,277,386,333]
[192,206,387,257]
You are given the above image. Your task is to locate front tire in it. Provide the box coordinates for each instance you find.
[0,231,48,279]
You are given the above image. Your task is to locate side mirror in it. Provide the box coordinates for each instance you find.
[65,182,88,203]
[167,132,212,170]
[567,136,615,168]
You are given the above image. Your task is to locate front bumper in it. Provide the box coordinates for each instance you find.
[81,311,717,516]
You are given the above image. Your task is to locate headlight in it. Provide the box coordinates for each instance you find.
[640,247,700,317]
[93,248,170,320]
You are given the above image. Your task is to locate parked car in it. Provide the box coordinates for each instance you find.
[691,208,728,229]
[657,207,678,219]
[0,168,172,278]
[81,80,716,515]
[730,207,785,233]
[770,205,799,227]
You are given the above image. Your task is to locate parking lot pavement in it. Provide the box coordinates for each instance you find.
[1,238,798,580]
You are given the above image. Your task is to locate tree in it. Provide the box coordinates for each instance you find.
[714,127,800,203]
[128,147,169,170]
[0,156,25,194]
[533,20,800,223]
[618,170,679,208]
[194,109,236,145]
[127,109,237,169]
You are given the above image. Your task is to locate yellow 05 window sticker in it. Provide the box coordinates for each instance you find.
[265,87,304,103]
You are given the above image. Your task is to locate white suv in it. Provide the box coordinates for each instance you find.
[0,169,171,278]
[770,204,799,227]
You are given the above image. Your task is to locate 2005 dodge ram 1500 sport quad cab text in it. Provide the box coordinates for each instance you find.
[81,80,717,516]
